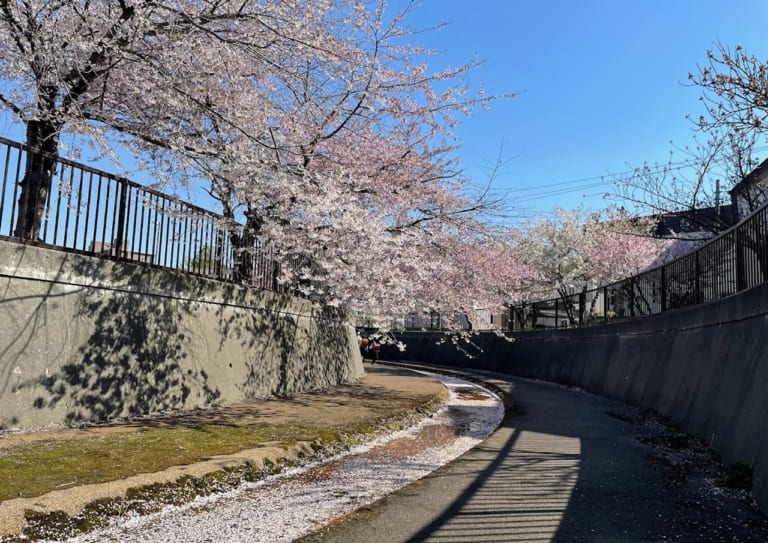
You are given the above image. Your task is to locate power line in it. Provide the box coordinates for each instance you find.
[479,144,768,202]
[484,146,768,196]
[513,182,607,203]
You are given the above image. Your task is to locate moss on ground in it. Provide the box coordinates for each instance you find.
[0,423,346,501]
[0,386,448,542]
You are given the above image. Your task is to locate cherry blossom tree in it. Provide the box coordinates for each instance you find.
[157,1,510,313]
[692,43,768,144]
[0,1,406,236]
[513,208,661,325]
[0,0,290,238]
[0,0,520,322]
[581,212,664,281]
[0,0,144,238]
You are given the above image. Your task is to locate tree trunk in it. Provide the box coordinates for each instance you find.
[13,120,60,240]
[557,286,577,326]
[229,208,264,285]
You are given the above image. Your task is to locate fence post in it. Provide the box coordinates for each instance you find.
[735,227,745,292]
[214,226,225,279]
[694,250,701,304]
[114,181,128,259]
[554,299,559,329]
[660,266,667,312]
[603,286,609,322]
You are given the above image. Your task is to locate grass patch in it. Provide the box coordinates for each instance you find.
[0,423,349,502]
[0,386,448,503]
[0,395,448,541]
[0,369,450,541]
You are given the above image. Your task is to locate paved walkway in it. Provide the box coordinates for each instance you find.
[4,362,767,541]
[308,364,768,543]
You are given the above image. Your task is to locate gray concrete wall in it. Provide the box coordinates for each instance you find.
[0,240,363,429]
[385,283,768,512]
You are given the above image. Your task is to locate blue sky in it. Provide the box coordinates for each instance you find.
[396,0,768,219]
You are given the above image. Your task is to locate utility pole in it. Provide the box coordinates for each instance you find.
[715,179,721,219]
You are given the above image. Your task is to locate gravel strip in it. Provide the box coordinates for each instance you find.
[62,372,504,543]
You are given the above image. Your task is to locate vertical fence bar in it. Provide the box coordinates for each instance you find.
[72,170,85,250]
[51,164,66,246]
[109,177,120,254]
[41,167,53,243]
[180,206,189,270]
[129,185,139,260]
[100,175,112,252]
[213,223,223,279]
[138,191,147,262]
[152,196,162,266]
[171,203,180,268]
[736,225,745,292]
[0,144,11,235]
[114,180,128,259]
[144,193,154,261]
[123,185,134,259]
[694,250,701,304]
[8,147,22,238]
[89,174,102,253]
[164,201,172,267]
[62,166,75,248]
[81,172,93,251]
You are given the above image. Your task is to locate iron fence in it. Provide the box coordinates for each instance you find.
[509,201,768,330]
[6,135,767,319]
[0,136,282,292]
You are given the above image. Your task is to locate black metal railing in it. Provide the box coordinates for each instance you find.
[0,136,282,291]
[509,202,768,330]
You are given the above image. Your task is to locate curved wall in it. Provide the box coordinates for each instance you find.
[0,240,363,429]
[387,283,768,512]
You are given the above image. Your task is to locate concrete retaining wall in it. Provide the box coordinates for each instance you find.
[385,283,768,512]
[0,240,363,429]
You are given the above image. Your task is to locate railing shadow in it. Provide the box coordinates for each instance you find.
[384,370,763,543]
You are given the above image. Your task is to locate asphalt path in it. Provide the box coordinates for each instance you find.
[306,365,768,543]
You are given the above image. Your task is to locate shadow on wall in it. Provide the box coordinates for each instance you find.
[25,257,222,425]
[213,284,294,400]
[1,241,360,428]
[0,255,79,428]
[228,297,359,399]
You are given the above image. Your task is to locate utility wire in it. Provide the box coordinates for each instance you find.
[481,144,768,202]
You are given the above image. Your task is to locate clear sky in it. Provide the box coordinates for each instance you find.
[394,0,768,219]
